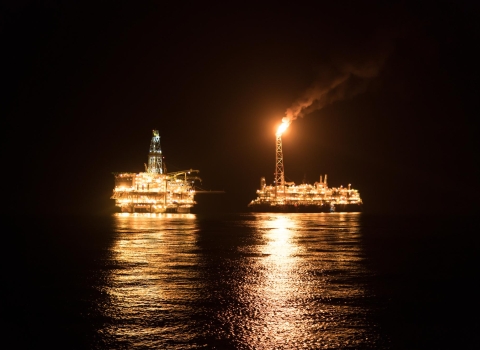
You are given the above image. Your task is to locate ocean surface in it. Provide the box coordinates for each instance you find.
[4,212,479,349]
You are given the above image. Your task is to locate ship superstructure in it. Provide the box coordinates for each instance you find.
[248,121,362,212]
[111,130,201,213]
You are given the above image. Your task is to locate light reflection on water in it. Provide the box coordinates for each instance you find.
[103,213,201,348]
[100,212,382,349]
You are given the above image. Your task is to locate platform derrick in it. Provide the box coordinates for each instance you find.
[111,130,201,214]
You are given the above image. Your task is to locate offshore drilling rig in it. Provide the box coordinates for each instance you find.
[111,130,201,213]
[248,120,362,212]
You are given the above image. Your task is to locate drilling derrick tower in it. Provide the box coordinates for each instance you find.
[147,130,165,174]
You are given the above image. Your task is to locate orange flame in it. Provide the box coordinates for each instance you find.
[276,119,290,136]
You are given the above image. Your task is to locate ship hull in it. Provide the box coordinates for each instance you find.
[248,202,362,213]
[248,203,332,213]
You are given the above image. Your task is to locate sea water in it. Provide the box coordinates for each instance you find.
[4,213,479,349]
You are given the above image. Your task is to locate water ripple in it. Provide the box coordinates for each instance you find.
[94,212,383,349]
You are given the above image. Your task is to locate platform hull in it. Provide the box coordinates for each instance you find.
[119,205,191,214]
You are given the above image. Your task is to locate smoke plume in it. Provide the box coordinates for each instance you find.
[284,33,395,124]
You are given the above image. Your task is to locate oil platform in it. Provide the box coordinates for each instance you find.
[111,130,201,213]
[248,120,362,213]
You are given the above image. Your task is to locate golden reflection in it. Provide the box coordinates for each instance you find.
[234,213,367,348]
[98,212,371,348]
[261,215,298,258]
[226,214,304,347]
[103,213,200,340]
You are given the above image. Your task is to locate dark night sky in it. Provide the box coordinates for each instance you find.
[2,1,479,216]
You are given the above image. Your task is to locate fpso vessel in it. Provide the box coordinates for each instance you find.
[248,121,362,213]
[248,175,362,213]
[111,130,201,213]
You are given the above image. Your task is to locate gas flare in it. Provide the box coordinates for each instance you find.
[276,118,291,136]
